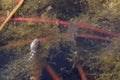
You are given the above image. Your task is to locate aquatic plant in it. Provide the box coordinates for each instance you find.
[0,0,120,80]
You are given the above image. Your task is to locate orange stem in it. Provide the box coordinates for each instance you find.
[0,37,47,49]
[76,62,87,80]
[45,65,60,80]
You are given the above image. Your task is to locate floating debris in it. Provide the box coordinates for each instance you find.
[27,38,40,62]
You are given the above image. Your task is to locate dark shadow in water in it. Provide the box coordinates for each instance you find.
[51,0,87,20]
[0,51,15,68]
[41,41,82,80]
[76,37,110,53]
[37,0,88,21]
[40,34,110,80]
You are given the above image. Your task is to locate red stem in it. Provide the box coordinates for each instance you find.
[16,0,21,3]
[75,23,120,38]
[77,34,111,42]
[0,17,120,38]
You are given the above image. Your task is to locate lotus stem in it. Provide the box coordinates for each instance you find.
[0,17,120,38]
[77,34,111,42]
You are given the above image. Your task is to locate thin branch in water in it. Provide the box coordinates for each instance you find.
[0,0,24,31]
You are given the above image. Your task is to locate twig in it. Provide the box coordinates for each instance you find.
[0,0,24,31]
